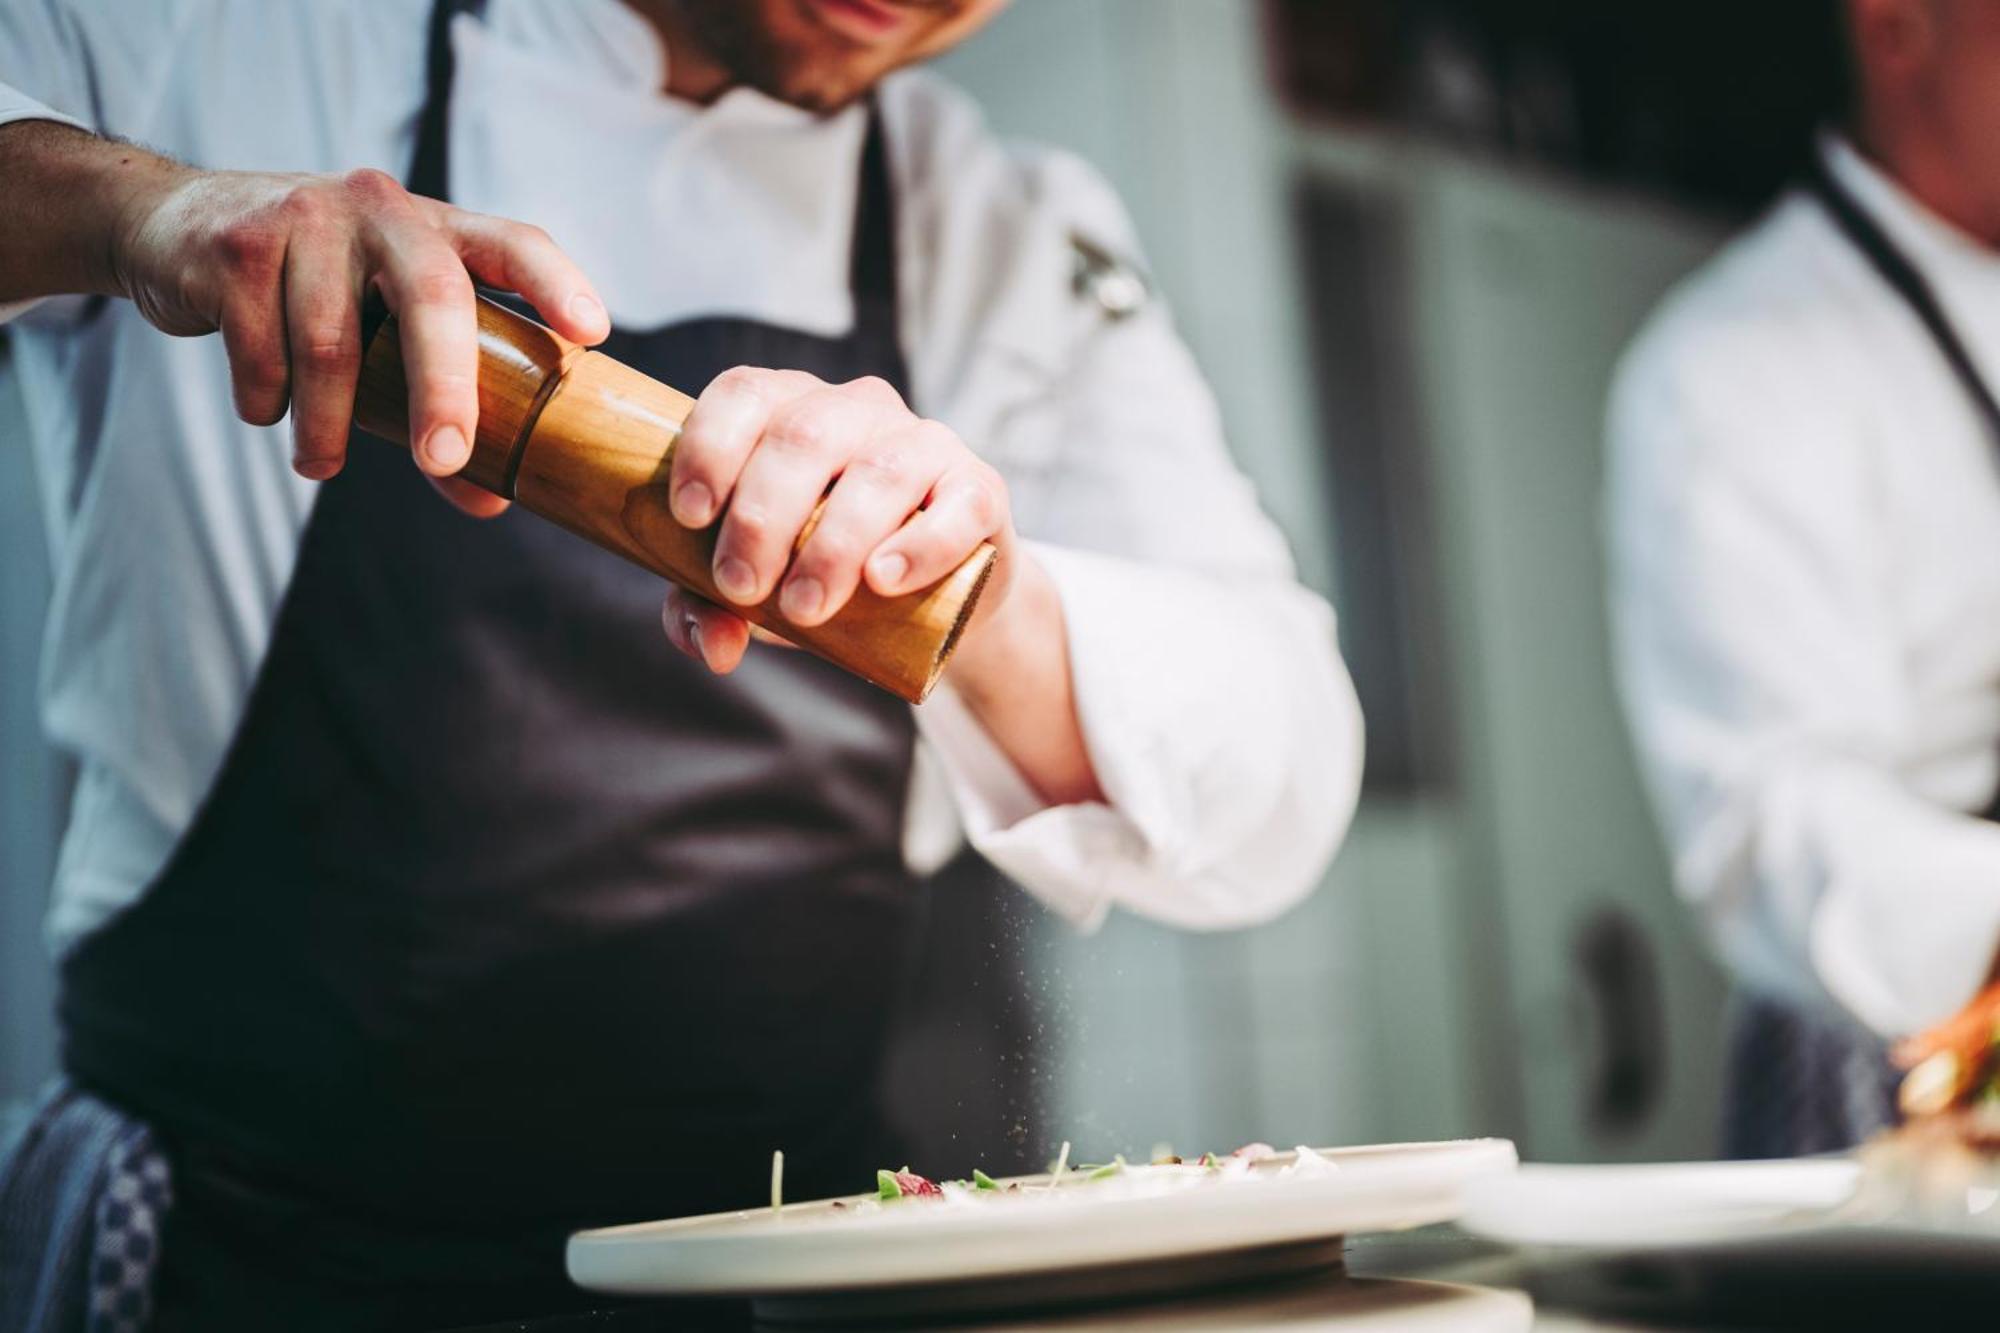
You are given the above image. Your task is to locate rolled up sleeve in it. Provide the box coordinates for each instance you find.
[917,256,1364,932]
[1,0,95,326]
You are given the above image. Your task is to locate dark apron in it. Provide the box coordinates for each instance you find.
[1721,151,2000,1159]
[55,0,924,1321]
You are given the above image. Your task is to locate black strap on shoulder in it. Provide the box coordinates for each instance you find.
[1805,151,2000,441]
[406,0,488,202]
[391,1,896,341]
[849,100,898,325]
[1811,153,2000,828]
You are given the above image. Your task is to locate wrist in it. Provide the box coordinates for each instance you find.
[95,144,192,302]
[0,120,190,301]
[946,548,1061,709]
[937,546,1106,807]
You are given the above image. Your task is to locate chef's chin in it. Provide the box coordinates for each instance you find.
[664,0,1005,114]
[735,54,899,117]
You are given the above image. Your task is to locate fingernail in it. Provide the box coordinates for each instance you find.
[685,617,706,666]
[295,456,340,482]
[425,425,470,472]
[714,555,757,604]
[869,551,910,592]
[780,577,824,623]
[568,293,606,332]
[673,480,715,527]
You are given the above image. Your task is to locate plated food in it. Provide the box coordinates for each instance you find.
[813,1142,1338,1216]
[1891,978,2000,1130]
[567,1138,1517,1308]
[1851,979,2000,1231]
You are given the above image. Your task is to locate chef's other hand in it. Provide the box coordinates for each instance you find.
[662,369,1016,674]
[113,163,610,516]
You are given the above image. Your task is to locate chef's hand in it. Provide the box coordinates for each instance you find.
[661,368,1018,673]
[110,158,609,515]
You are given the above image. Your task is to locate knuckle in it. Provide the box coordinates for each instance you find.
[710,365,774,403]
[340,167,403,203]
[802,527,863,572]
[236,353,290,396]
[724,501,771,545]
[402,265,473,308]
[910,418,962,458]
[297,334,359,378]
[764,403,832,458]
[277,186,334,232]
[960,469,1005,525]
[412,371,477,416]
[672,445,721,482]
[850,444,907,485]
[216,219,282,274]
[845,374,900,402]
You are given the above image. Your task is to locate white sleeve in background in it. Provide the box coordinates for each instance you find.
[917,265,1364,933]
[1607,318,2000,1040]
[0,0,105,327]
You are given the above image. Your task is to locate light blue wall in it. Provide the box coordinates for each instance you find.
[935,1,1469,1157]
[937,0,1731,1162]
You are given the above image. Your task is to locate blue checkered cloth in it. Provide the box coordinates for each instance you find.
[1,1083,171,1333]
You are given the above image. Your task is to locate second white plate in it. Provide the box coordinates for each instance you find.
[1457,1158,1863,1250]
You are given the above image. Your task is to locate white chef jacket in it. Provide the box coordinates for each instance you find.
[1609,133,2000,1040]
[0,0,1362,951]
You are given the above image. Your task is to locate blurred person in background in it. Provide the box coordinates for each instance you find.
[0,0,1362,1326]
[1610,0,2000,1158]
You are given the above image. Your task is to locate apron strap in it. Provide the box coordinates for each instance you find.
[1806,157,2000,889]
[1804,151,2000,443]
[850,101,899,331]
[406,0,487,201]
[405,0,897,340]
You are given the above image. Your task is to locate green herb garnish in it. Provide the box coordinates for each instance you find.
[877,1169,902,1201]
[972,1168,999,1191]
[1088,1154,1128,1181]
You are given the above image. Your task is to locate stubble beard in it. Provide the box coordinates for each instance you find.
[651,0,881,113]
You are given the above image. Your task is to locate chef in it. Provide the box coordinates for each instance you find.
[1609,0,2000,1158]
[0,0,1360,1327]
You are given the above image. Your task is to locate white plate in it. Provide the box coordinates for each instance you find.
[1457,1157,2000,1326]
[1457,1159,1864,1250]
[566,1139,1518,1299]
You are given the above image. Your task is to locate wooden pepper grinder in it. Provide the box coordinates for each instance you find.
[352,295,995,704]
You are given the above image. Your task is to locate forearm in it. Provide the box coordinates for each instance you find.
[942,550,1104,807]
[919,546,1359,931]
[0,119,186,305]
